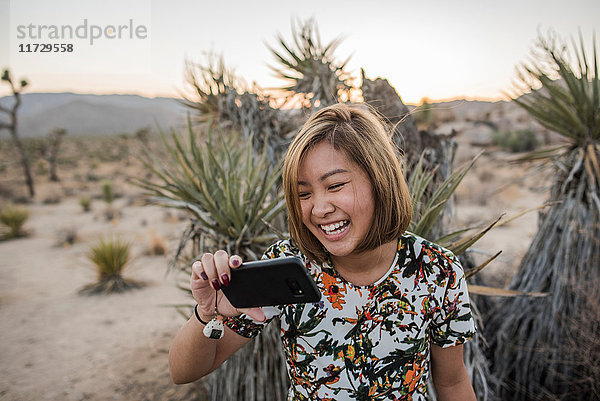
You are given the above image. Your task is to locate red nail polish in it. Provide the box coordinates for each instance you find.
[221,274,230,286]
[200,272,208,280]
[211,279,221,290]
[231,257,241,267]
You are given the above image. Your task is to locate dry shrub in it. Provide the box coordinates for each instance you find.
[150,233,167,255]
[79,195,91,212]
[42,192,62,204]
[478,168,495,183]
[104,208,120,223]
[55,227,77,247]
[0,203,30,239]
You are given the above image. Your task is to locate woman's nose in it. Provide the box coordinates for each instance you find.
[312,194,335,217]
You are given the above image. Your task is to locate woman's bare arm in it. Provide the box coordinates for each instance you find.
[430,344,476,401]
[168,312,251,384]
[169,251,264,384]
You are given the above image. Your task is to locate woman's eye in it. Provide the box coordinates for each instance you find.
[298,192,310,199]
[328,182,346,191]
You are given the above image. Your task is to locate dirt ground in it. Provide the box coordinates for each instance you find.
[0,130,550,400]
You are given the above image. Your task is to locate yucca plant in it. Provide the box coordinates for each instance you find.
[101,180,118,221]
[101,180,114,205]
[411,154,497,401]
[79,195,91,212]
[492,129,540,153]
[409,151,554,401]
[181,56,296,166]
[268,18,353,108]
[80,237,142,295]
[0,203,30,239]
[487,32,600,400]
[181,55,236,123]
[136,122,286,261]
[135,121,288,401]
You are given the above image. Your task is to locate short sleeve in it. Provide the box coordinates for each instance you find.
[430,254,476,347]
[224,240,299,338]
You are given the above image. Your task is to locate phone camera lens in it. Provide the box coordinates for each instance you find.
[286,279,303,296]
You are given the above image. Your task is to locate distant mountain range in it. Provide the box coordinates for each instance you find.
[0,93,187,137]
[0,92,507,139]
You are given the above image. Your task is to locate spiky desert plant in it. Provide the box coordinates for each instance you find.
[487,32,600,400]
[136,122,286,261]
[101,180,118,221]
[413,97,435,129]
[135,122,288,401]
[268,18,353,109]
[181,54,236,123]
[101,180,114,205]
[36,128,67,181]
[0,203,30,239]
[492,129,540,153]
[409,151,554,401]
[410,153,501,401]
[181,55,296,166]
[80,237,142,295]
[79,195,91,212]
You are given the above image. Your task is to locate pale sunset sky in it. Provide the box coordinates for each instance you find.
[0,0,598,104]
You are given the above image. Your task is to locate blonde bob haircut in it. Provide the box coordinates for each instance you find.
[283,103,413,264]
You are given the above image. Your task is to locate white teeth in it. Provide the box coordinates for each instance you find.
[320,220,348,234]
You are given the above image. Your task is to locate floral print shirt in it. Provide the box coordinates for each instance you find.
[225,232,475,401]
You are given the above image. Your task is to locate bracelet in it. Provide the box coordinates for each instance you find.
[194,304,208,325]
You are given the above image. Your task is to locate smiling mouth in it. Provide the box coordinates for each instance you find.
[320,220,349,235]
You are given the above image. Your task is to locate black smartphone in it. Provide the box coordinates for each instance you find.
[220,257,321,308]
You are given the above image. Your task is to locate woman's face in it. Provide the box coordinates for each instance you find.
[297,141,375,259]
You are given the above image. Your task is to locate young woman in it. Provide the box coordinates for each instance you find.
[169,103,477,401]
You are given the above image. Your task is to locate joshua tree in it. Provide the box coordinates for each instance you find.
[0,69,34,197]
[181,55,298,166]
[268,18,353,109]
[487,32,600,400]
[37,128,67,181]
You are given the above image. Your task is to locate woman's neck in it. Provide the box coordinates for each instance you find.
[330,239,398,286]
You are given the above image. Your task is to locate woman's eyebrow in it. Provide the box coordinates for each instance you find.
[319,168,348,182]
[297,169,349,186]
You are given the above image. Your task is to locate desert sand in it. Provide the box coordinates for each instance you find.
[0,114,550,400]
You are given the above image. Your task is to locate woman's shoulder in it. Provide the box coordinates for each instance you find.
[399,231,462,272]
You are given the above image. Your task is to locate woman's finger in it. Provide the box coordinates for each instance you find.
[213,250,231,287]
[200,253,221,291]
[191,260,208,282]
[239,307,266,323]
[229,254,243,269]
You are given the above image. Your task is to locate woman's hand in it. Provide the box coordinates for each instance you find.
[191,250,266,322]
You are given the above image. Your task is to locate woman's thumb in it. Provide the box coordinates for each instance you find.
[239,307,266,323]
